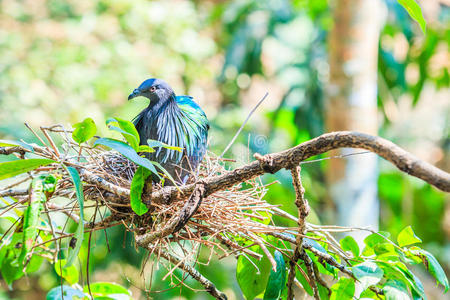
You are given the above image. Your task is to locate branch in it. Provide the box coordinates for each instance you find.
[137,131,450,205]
[287,166,309,300]
[155,248,228,300]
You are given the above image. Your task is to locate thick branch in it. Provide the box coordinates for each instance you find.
[140,131,450,205]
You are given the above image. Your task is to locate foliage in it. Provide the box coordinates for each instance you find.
[235,228,448,299]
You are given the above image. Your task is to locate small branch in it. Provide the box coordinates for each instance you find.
[269,232,355,278]
[154,248,228,300]
[0,188,29,198]
[0,146,26,156]
[287,166,309,300]
[300,250,319,300]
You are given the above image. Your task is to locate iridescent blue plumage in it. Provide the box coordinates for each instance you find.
[129,78,209,184]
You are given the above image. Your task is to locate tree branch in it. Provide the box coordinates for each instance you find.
[287,166,310,300]
[155,248,228,300]
[140,131,450,205]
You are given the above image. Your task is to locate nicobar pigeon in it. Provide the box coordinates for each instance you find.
[128,78,209,184]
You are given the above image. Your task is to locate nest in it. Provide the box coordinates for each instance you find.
[82,150,286,261]
[4,125,300,268]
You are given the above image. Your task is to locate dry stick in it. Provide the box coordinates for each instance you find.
[218,92,269,160]
[43,201,60,263]
[40,127,61,157]
[287,166,310,300]
[153,247,228,300]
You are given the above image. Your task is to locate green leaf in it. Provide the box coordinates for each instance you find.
[83,282,131,298]
[55,259,79,285]
[383,280,411,300]
[340,236,360,257]
[330,277,355,300]
[150,161,178,186]
[378,261,425,298]
[364,231,391,248]
[47,285,85,300]
[17,177,46,265]
[236,248,272,300]
[397,0,426,33]
[263,250,286,300]
[351,262,383,291]
[397,226,422,247]
[410,249,449,292]
[106,117,140,151]
[130,166,151,216]
[147,139,183,152]
[64,167,84,267]
[0,158,55,180]
[1,248,25,286]
[72,117,97,144]
[138,145,155,153]
[94,138,159,176]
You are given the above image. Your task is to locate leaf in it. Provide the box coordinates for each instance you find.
[47,285,85,300]
[138,145,155,153]
[263,250,286,300]
[378,261,425,298]
[351,262,383,291]
[83,282,131,298]
[410,248,449,292]
[151,161,178,186]
[383,280,411,300]
[94,138,159,176]
[72,117,97,144]
[397,0,426,33]
[0,158,55,180]
[130,166,151,216]
[147,139,183,152]
[1,248,25,286]
[55,259,79,285]
[16,177,46,265]
[364,231,391,248]
[397,226,422,247]
[330,277,355,300]
[106,117,140,151]
[340,236,360,257]
[236,248,272,300]
[64,167,84,267]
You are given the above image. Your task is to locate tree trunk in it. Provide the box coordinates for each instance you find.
[326,0,386,243]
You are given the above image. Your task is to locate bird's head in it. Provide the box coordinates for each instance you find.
[128,78,175,104]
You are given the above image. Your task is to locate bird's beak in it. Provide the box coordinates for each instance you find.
[128,88,141,100]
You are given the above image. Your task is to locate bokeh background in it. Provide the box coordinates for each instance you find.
[0,0,448,299]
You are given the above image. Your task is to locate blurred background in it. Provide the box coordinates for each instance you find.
[0,0,448,299]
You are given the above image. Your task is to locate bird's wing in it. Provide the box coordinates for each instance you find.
[175,96,209,162]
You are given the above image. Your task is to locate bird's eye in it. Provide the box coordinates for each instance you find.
[149,86,156,92]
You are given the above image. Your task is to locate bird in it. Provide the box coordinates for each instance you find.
[128,78,209,185]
